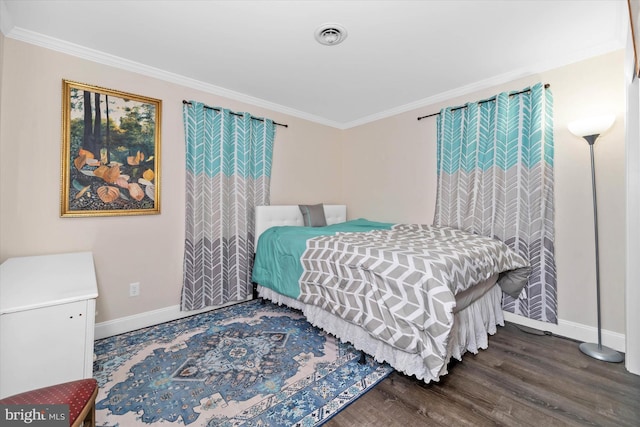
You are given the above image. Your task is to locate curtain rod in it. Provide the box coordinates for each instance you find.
[416,83,551,121]
[182,100,288,128]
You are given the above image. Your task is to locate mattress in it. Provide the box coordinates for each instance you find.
[252,221,530,382]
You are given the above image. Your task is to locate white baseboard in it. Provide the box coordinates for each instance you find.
[95,303,626,355]
[94,298,251,340]
[503,312,626,353]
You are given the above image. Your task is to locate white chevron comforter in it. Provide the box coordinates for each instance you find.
[298,224,530,380]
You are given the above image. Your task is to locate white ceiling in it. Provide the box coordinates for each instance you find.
[0,0,628,129]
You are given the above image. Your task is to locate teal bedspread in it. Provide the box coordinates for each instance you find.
[251,219,393,299]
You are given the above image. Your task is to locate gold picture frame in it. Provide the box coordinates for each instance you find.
[61,80,161,217]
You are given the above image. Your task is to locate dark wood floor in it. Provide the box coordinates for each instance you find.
[326,323,640,427]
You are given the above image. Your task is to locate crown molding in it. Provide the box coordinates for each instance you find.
[3,25,343,129]
[343,39,625,130]
[1,1,627,131]
[343,1,628,129]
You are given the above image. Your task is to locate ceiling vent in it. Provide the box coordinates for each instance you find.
[314,24,348,46]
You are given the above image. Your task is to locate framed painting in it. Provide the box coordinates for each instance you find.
[61,80,161,217]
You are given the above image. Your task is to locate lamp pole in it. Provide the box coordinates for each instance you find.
[577,133,623,363]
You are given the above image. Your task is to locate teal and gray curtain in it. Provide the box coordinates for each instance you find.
[434,83,557,323]
[181,102,275,310]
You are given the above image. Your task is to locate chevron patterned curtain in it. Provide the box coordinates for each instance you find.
[181,102,275,310]
[434,83,557,323]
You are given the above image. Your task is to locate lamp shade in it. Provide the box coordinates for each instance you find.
[568,114,615,137]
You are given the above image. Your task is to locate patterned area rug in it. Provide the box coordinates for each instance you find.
[94,300,392,426]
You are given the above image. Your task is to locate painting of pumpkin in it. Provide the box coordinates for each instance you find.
[142,169,155,182]
[78,148,95,159]
[102,164,121,184]
[128,183,145,201]
[127,150,145,166]
[97,186,120,203]
[74,154,87,170]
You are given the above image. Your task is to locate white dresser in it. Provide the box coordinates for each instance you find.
[0,252,98,398]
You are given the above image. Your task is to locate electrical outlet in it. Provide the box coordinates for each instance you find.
[129,282,140,297]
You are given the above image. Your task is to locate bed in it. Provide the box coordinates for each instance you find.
[251,204,530,383]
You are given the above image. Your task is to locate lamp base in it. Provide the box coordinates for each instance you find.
[579,342,624,363]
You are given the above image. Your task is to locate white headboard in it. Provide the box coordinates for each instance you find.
[254,205,347,248]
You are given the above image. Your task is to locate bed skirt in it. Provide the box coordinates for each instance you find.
[257,284,505,383]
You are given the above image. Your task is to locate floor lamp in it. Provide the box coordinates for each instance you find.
[568,114,624,363]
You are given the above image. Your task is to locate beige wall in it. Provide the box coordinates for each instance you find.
[0,36,627,337]
[0,38,343,323]
[342,50,626,334]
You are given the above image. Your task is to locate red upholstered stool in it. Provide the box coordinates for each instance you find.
[0,378,98,427]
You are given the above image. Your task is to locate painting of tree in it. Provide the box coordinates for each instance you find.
[61,80,162,216]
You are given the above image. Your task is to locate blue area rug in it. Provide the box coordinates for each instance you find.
[93,300,392,426]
